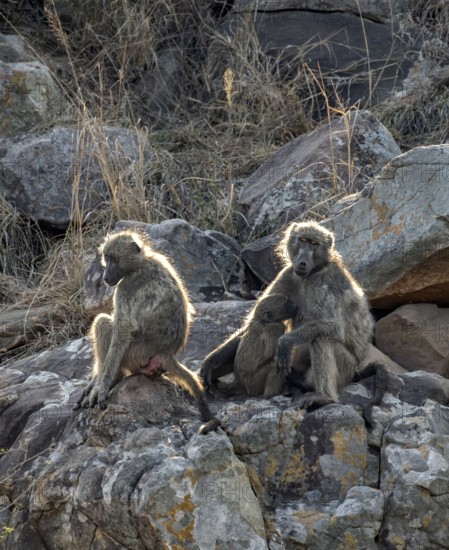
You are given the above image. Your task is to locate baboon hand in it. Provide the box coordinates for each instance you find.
[275,336,292,376]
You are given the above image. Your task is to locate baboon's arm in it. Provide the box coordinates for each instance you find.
[276,320,341,375]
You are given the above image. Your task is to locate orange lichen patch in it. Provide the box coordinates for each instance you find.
[370,195,403,239]
[339,531,358,550]
[185,467,197,486]
[163,494,195,544]
[418,444,430,460]
[283,445,318,484]
[422,515,432,529]
[264,454,281,479]
[294,508,326,531]
[392,535,406,549]
[331,425,366,466]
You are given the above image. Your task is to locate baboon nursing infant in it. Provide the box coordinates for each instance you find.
[216,293,296,398]
[76,230,219,434]
[201,221,374,408]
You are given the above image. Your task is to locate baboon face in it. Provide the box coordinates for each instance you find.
[290,235,329,277]
[101,234,142,286]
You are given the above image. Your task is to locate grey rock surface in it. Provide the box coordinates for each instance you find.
[239,110,400,236]
[326,145,449,307]
[0,126,152,226]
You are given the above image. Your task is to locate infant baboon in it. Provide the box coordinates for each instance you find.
[201,221,374,409]
[75,230,219,434]
[215,293,296,398]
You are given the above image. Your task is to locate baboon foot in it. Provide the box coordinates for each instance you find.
[295,392,335,411]
[198,417,221,434]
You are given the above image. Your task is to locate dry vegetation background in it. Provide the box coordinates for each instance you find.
[1,0,449,360]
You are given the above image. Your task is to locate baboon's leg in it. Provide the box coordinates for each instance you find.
[263,365,286,398]
[200,336,240,387]
[303,339,339,405]
[163,355,220,434]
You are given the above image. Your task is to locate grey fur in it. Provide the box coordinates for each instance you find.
[75,230,219,434]
[217,293,296,397]
[201,221,374,409]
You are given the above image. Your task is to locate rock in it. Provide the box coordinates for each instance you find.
[0,33,31,63]
[239,110,400,235]
[232,403,369,506]
[0,305,56,352]
[326,144,449,308]
[273,486,384,550]
[232,0,407,23]
[0,339,267,550]
[84,220,246,312]
[0,126,152,226]
[179,300,253,368]
[379,401,449,548]
[241,233,282,284]
[359,343,406,375]
[228,10,418,107]
[0,60,66,138]
[134,48,182,115]
[375,304,449,376]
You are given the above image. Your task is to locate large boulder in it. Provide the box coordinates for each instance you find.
[326,144,449,308]
[0,60,66,139]
[375,304,449,376]
[0,126,152,226]
[84,220,246,310]
[228,8,419,106]
[238,110,400,236]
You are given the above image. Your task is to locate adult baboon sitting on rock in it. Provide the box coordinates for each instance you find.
[201,221,374,409]
[75,229,219,434]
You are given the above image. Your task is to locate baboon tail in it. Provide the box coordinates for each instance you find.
[163,355,220,432]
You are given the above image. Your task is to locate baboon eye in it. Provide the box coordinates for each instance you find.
[309,240,319,246]
[299,237,308,243]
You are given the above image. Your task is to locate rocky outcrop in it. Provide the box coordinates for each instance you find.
[1,330,449,548]
[0,126,153,226]
[326,144,449,308]
[239,110,400,236]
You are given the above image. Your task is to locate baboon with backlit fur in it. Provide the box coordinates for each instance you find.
[215,293,296,397]
[201,221,374,409]
[75,230,219,434]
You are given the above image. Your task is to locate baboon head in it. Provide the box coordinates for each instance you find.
[100,231,146,286]
[278,221,335,277]
[253,293,297,323]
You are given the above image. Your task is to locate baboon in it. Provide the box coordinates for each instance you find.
[201,221,374,409]
[215,293,297,398]
[75,230,219,434]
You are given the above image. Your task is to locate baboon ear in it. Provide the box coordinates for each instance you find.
[131,241,141,254]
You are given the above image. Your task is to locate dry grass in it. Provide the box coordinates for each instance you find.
[1,0,447,358]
